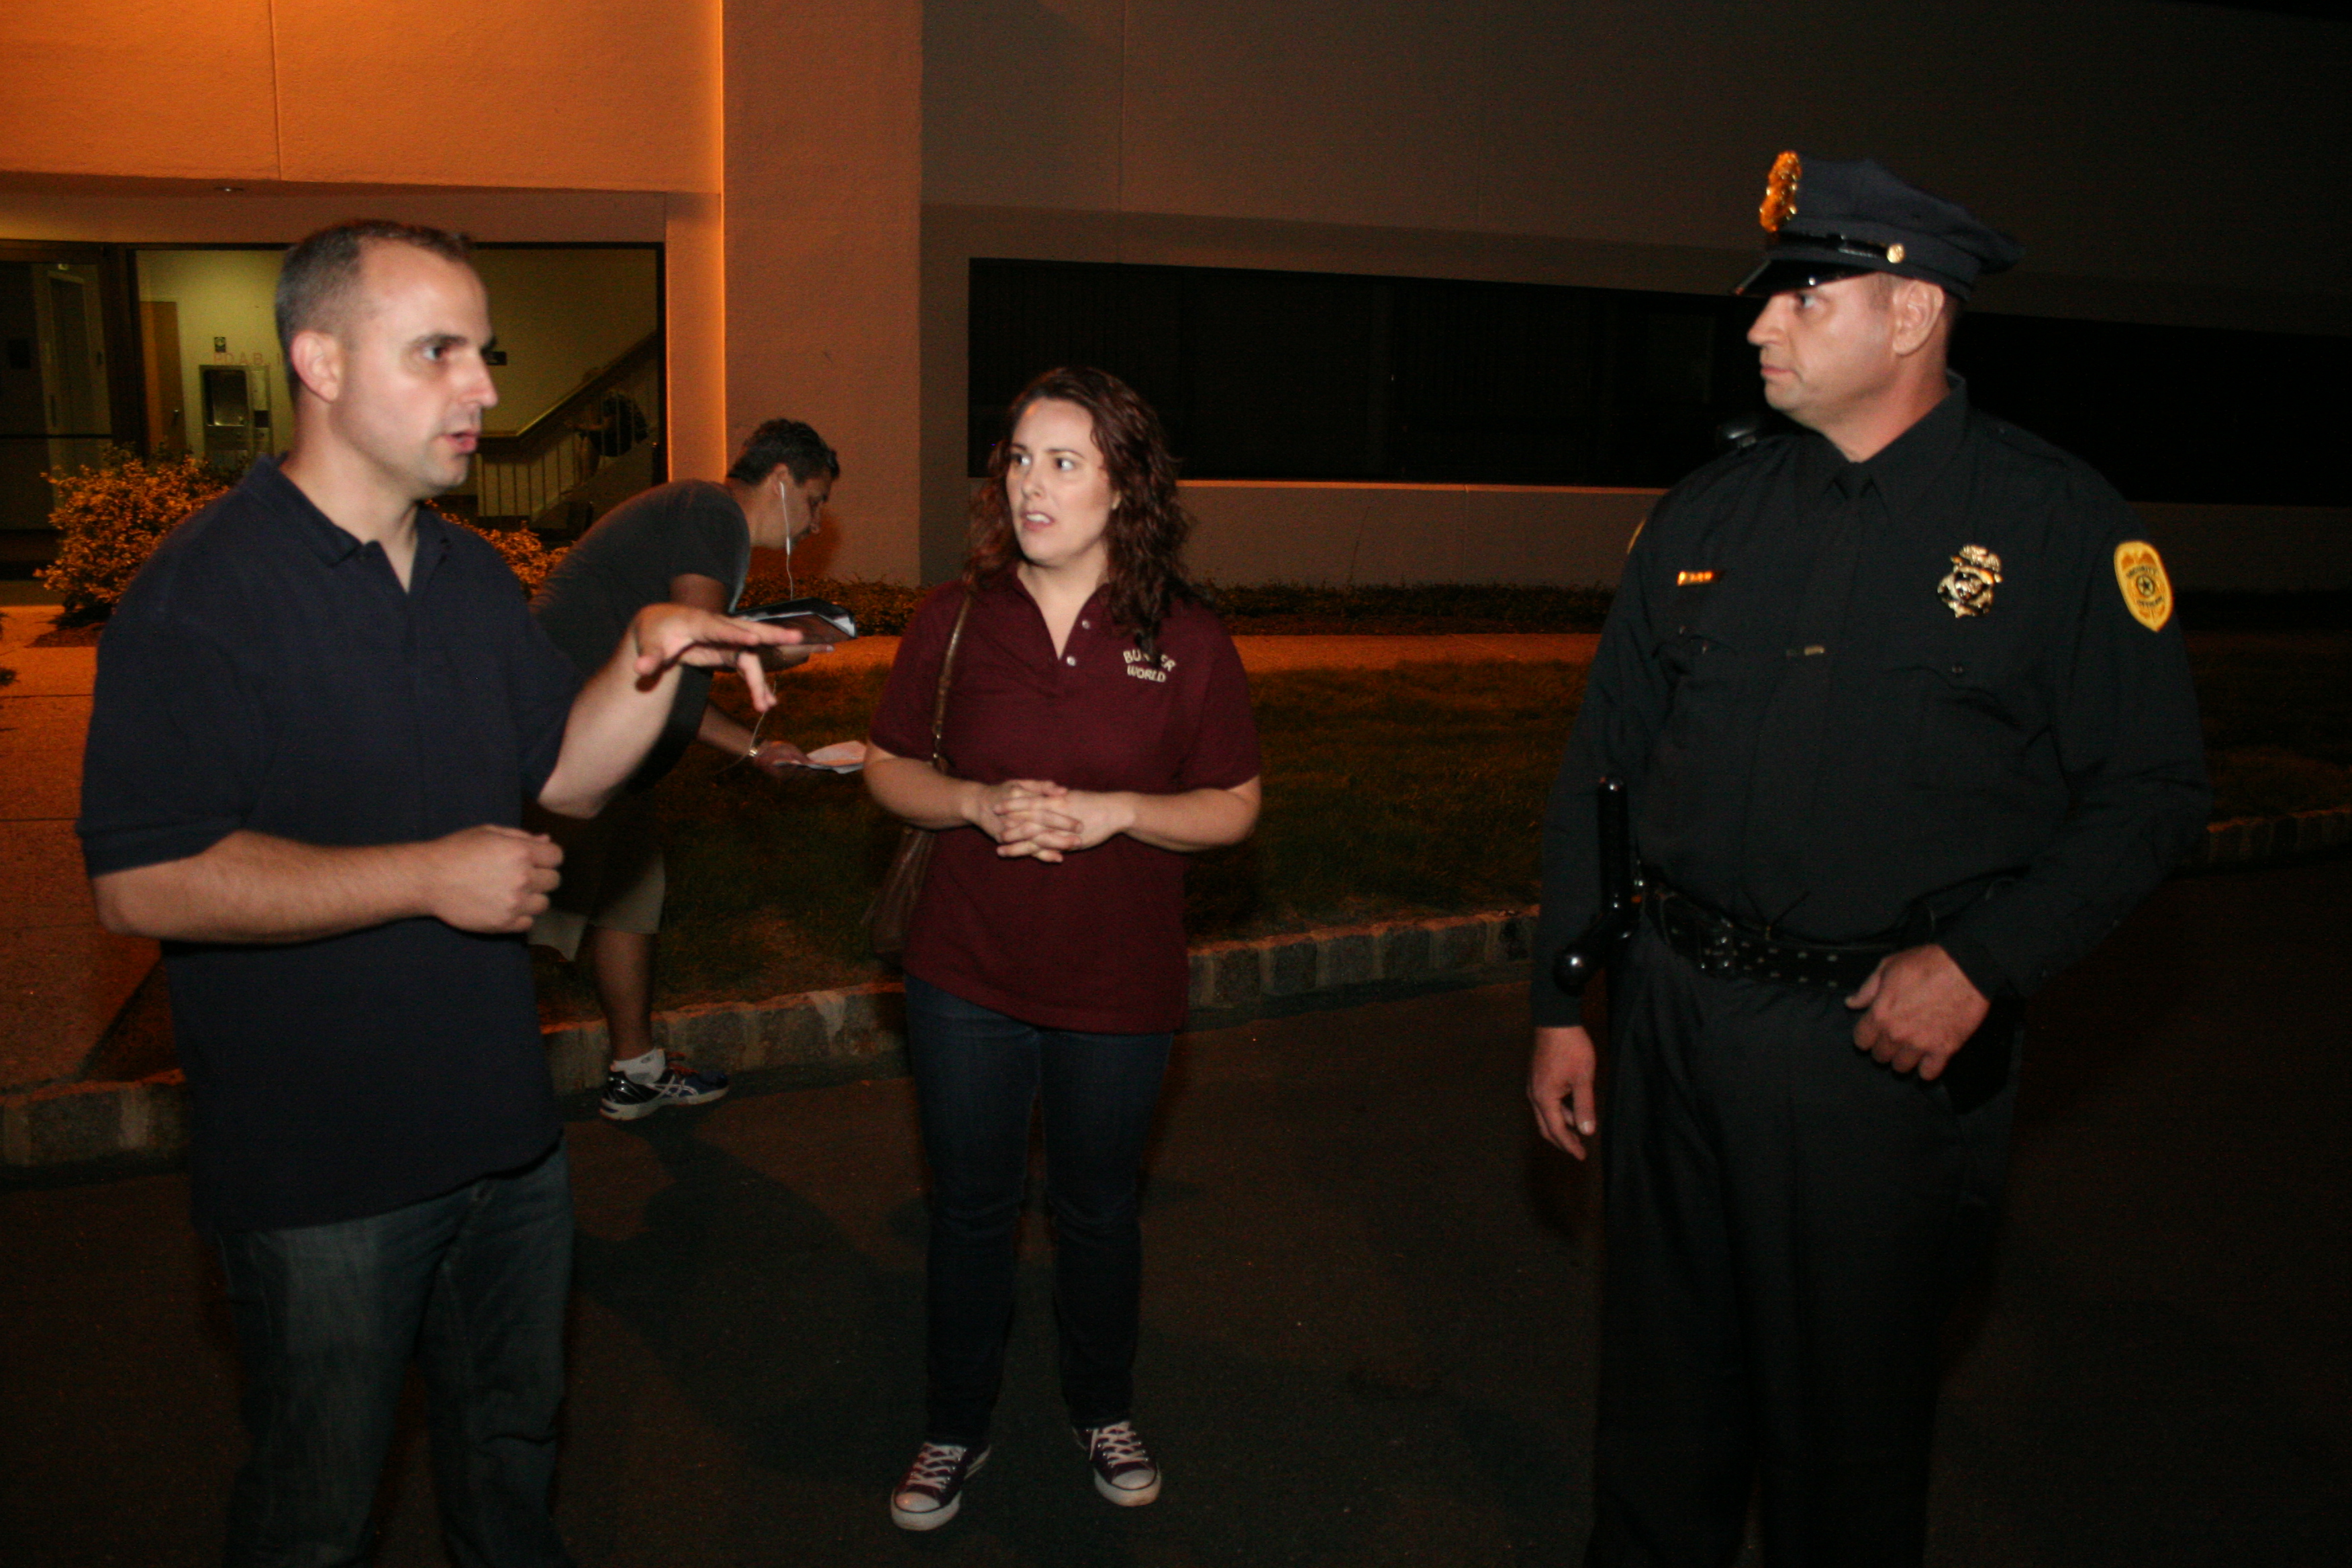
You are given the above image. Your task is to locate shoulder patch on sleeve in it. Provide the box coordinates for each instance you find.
[2113,541,2173,631]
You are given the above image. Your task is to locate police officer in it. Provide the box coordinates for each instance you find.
[1528,155,2210,1566]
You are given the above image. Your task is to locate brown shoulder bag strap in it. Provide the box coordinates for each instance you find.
[928,588,975,773]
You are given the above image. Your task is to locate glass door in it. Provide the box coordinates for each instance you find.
[0,242,140,575]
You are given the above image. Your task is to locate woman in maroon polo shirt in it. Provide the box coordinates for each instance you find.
[865,366,1262,1530]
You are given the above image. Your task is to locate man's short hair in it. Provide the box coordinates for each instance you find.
[275,220,473,383]
[728,419,840,485]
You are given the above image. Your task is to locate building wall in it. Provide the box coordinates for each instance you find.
[1175,484,2352,594]
[924,0,2350,307]
[0,1,732,491]
[5,2,2345,590]
[0,1,720,193]
[921,0,2351,588]
[723,0,924,585]
[1181,483,1651,591]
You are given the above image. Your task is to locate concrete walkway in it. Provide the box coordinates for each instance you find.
[0,606,155,1094]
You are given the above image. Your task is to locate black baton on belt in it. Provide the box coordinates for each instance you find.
[1553,777,1643,995]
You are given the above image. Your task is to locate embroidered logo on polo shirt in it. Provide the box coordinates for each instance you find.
[2114,541,2173,631]
[1937,545,2002,618]
[1123,648,1175,683]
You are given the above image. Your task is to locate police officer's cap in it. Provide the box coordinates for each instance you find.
[1736,152,2024,301]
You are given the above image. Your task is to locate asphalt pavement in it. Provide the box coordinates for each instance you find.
[3,860,2347,1566]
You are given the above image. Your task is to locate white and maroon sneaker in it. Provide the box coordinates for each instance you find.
[889,1439,989,1530]
[1075,1420,1161,1506]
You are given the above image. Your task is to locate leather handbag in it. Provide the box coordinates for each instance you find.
[865,589,974,961]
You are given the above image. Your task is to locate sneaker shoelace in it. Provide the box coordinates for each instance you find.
[1087,1422,1151,1474]
[901,1442,971,1500]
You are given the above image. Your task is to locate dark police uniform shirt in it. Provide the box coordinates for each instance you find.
[871,573,1261,1035]
[530,479,751,789]
[1532,383,2210,1028]
[77,457,581,1233]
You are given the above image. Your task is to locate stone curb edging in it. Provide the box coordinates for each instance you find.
[538,909,1538,1098]
[1,910,1538,1173]
[2172,803,2352,871]
[8,806,2348,1171]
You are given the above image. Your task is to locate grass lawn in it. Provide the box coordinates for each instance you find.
[535,632,2351,1021]
[2190,632,2352,820]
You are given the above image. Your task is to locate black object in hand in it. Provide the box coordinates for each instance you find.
[736,596,859,642]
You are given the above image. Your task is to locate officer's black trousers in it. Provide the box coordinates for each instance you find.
[1585,923,2016,1568]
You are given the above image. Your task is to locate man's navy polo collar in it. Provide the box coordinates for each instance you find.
[240,452,453,588]
[1795,375,1973,511]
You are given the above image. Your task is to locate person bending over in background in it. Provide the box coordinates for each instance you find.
[865,366,1261,1530]
[528,418,837,1120]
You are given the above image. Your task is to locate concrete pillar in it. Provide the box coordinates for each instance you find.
[724,0,924,583]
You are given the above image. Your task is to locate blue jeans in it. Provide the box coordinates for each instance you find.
[903,976,1173,1445]
[215,1140,575,1568]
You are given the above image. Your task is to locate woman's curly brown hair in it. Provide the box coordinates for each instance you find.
[966,366,1197,658]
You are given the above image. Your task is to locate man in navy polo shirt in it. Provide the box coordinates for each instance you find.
[77,220,795,1567]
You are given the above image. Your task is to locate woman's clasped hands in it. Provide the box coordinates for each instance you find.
[970,778,1130,863]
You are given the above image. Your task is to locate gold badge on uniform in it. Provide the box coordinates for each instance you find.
[2114,540,2173,631]
[1936,544,2002,618]
[1760,151,1802,233]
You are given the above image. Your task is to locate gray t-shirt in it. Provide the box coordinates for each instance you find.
[531,479,752,787]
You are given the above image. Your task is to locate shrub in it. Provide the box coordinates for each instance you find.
[443,511,566,595]
[38,448,234,622]
[34,446,567,617]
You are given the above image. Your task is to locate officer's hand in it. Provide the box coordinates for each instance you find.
[1528,1025,1600,1159]
[420,824,563,934]
[1847,944,1989,1081]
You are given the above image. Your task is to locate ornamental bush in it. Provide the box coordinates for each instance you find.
[38,448,233,622]
[444,511,566,595]
[36,447,567,618]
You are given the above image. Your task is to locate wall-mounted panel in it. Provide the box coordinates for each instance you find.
[270,0,722,191]
[1121,0,1485,233]
[1179,483,2347,595]
[726,0,924,581]
[0,190,670,248]
[0,1,281,181]
[923,0,2352,300]
[1181,482,1652,589]
[924,0,1125,211]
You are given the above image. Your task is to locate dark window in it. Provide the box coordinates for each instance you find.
[968,258,2347,505]
[1949,312,2344,505]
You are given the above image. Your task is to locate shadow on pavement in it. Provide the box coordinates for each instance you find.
[3,865,2345,1566]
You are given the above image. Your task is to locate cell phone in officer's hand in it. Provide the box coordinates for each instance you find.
[735,597,859,643]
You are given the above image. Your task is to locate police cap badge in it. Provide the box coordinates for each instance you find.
[1737,153,2024,301]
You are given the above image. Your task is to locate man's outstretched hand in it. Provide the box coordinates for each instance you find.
[629,605,807,711]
